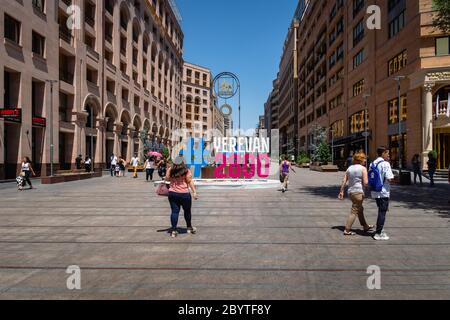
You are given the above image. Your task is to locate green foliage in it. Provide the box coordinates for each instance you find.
[297,151,311,165]
[162,147,170,160]
[317,142,331,164]
[310,125,331,164]
[433,0,450,33]
[428,150,438,160]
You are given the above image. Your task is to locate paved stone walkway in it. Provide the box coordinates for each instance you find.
[0,169,449,299]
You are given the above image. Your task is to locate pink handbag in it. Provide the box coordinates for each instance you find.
[156,183,169,196]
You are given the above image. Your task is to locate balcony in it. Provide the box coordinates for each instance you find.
[59,27,73,44]
[105,34,113,44]
[433,101,449,118]
[59,68,74,84]
[85,15,95,28]
[86,45,99,61]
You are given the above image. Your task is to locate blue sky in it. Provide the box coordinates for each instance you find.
[176,0,298,130]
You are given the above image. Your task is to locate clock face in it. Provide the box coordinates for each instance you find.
[220,104,232,116]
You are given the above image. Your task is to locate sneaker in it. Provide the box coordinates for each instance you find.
[187,227,197,235]
[373,233,389,241]
[171,230,178,238]
[381,231,390,240]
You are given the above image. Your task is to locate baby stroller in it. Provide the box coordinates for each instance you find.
[16,175,24,190]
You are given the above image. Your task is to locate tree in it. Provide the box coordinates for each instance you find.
[310,125,331,164]
[433,0,450,33]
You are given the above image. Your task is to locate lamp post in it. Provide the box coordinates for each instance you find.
[46,79,58,177]
[330,129,335,165]
[363,92,371,168]
[393,76,406,170]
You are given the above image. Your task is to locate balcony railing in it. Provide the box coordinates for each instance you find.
[59,68,74,84]
[433,101,449,117]
[85,15,95,28]
[59,27,73,44]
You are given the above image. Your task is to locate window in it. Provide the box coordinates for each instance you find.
[349,110,369,134]
[389,134,407,168]
[388,50,407,76]
[388,0,401,12]
[32,0,45,13]
[4,14,21,44]
[353,79,365,97]
[353,0,364,18]
[331,120,344,138]
[388,95,407,124]
[32,31,45,57]
[353,49,364,69]
[436,37,450,56]
[353,19,364,47]
[389,11,405,38]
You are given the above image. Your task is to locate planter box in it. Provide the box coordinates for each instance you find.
[310,164,339,172]
[41,171,103,184]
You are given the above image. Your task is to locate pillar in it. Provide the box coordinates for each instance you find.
[422,82,434,170]
[127,126,135,161]
[95,118,106,169]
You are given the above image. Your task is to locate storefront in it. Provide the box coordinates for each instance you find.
[1,108,21,179]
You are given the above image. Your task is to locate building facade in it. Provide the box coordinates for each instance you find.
[1,0,184,180]
[267,0,450,170]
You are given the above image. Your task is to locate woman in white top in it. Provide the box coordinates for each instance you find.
[18,157,36,190]
[144,156,156,181]
[338,152,374,236]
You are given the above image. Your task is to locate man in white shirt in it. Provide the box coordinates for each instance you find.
[370,147,395,241]
[110,154,118,177]
[131,154,139,178]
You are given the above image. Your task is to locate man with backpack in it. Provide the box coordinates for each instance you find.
[368,147,395,241]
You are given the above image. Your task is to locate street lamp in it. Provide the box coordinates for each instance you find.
[393,76,406,170]
[363,92,371,168]
[330,129,335,165]
[46,79,58,177]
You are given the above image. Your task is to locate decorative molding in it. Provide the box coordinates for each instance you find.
[426,72,450,82]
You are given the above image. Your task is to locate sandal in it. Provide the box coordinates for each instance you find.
[344,231,356,236]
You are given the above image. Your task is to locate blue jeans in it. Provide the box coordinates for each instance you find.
[375,198,390,235]
[168,192,192,230]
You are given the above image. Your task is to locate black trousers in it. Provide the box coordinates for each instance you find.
[375,198,390,235]
[146,168,155,181]
[22,171,32,187]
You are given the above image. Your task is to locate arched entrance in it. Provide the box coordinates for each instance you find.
[83,96,101,163]
[104,103,118,167]
[120,110,131,160]
[433,85,450,169]
[132,115,142,159]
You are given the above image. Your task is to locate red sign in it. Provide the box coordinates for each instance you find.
[0,108,22,123]
[32,116,46,127]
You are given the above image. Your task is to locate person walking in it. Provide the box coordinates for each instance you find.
[131,154,139,179]
[110,154,118,177]
[427,151,437,187]
[118,157,126,177]
[84,156,92,173]
[144,156,156,182]
[412,154,423,185]
[18,157,36,191]
[369,147,395,241]
[165,160,198,238]
[338,152,374,236]
[280,155,296,193]
[157,158,167,180]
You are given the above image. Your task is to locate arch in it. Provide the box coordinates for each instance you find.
[158,125,164,136]
[164,128,170,138]
[132,18,141,42]
[143,34,150,54]
[186,95,193,103]
[151,122,158,134]
[143,118,151,131]
[132,114,142,131]
[83,94,101,115]
[194,97,201,105]
[120,108,132,125]
[104,103,118,132]
[119,1,130,30]
[151,42,158,62]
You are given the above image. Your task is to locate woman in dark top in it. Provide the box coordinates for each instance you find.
[411,154,422,185]
[427,152,437,187]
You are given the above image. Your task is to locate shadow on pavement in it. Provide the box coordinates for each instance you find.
[299,184,450,219]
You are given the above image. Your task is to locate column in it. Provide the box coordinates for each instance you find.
[138,131,144,162]
[95,118,106,169]
[113,122,122,156]
[127,126,135,161]
[422,82,434,169]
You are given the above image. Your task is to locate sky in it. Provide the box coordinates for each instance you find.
[176,0,298,130]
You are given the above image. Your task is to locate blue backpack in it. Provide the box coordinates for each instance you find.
[368,160,385,192]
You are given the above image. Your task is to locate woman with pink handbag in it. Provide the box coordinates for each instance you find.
[164,160,199,238]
